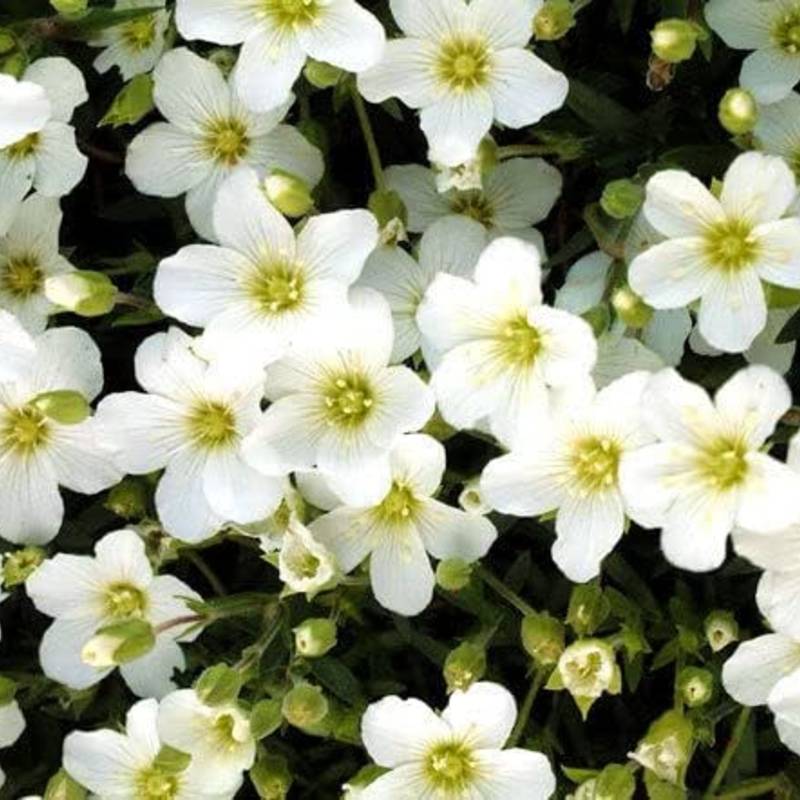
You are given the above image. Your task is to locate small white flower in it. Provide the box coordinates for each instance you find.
[357,215,487,363]
[26,529,203,698]
[482,372,654,583]
[242,288,435,506]
[0,326,120,545]
[64,698,239,799]
[0,74,49,149]
[629,151,800,353]
[552,639,621,719]
[310,434,496,616]
[619,365,800,572]
[95,327,285,544]
[0,310,35,383]
[90,0,171,80]
[175,0,386,113]
[417,236,597,447]
[278,516,339,597]
[360,681,556,799]
[358,0,568,167]
[0,58,88,235]
[386,157,562,253]
[156,167,379,366]
[0,194,76,333]
[125,48,324,240]
[0,698,25,791]
[705,0,800,103]
[158,689,255,789]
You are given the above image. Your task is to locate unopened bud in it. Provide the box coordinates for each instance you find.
[105,478,149,520]
[293,618,337,658]
[368,189,408,232]
[33,390,90,425]
[521,612,565,667]
[195,664,243,707]
[611,285,654,329]
[436,558,473,592]
[249,698,283,740]
[444,642,486,692]
[718,88,758,135]
[458,479,492,515]
[0,30,15,55]
[567,584,610,636]
[705,610,738,652]
[264,171,314,218]
[601,179,644,220]
[45,271,117,317]
[282,683,329,729]
[100,74,155,129]
[0,676,17,706]
[651,19,702,63]
[533,0,576,41]
[304,59,344,89]
[548,639,621,719]
[1,53,26,79]
[250,753,292,800]
[629,710,693,784]
[80,619,155,667]
[594,764,636,799]
[50,0,88,15]
[3,546,45,587]
[677,667,714,708]
[44,769,87,800]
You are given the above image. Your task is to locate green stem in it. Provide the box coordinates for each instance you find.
[474,565,537,617]
[673,650,685,713]
[351,85,386,191]
[183,549,227,596]
[703,707,753,798]
[713,775,782,799]
[496,144,561,160]
[234,609,283,674]
[508,670,546,747]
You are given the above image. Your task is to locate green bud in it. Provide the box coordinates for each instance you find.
[195,664,243,707]
[105,478,149,520]
[80,619,155,668]
[44,769,87,800]
[0,675,17,706]
[594,763,636,799]
[282,683,329,729]
[293,618,337,658]
[436,558,473,592]
[548,639,621,719]
[533,0,576,40]
[3,546,45,587]
[521,612,565,667]
[0,30,16,55]
[45,271,117,317]
[100,74,155,128]
[1,53,27,79]
[567,584,611,636]
[458,479,491,516]
[304,59,344,89]
[249,698,283,740]
[49,0,89,15]
[250,753,292,800]
[33,390,90,425]
[368,189,408,230]
[264,171,314,218]
[677,666,714,708]
[630,709,693,784]
[152,745,192,775]
[765,283,800,309]
[611,285,654,329]
[718,88,759,135]
[704,610,738,652]
[444,642,486,692]
[208,48,238,78]
[601,179,644,220]
[651,19,702,63]
[582,304,611,337]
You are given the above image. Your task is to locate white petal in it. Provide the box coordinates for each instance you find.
[0,310,35,382]
[756,570,800,640]
[734,525,800,573]
[357,39,442,107]
[385,164,451,233]
[63,728,140,796]
[473,749,556,800]
[310,507,378,572]
[704,0,772,49]
[555,251,611,314]
[175,0,255,43]
[0,452,63,545]
[741,46,800,104]
[629,238,712,309]
[357,765,428,800]
[698,269,767,353]
[420,90,494,168]
[419,215,488,277]
[366,365,435,445]
[389,433,446,496]
[47,421,121,495]
[639,368,716,444]
[120,638,185,699]
[186,168,228,241]
[370,531,435,616]
[249,123,325,187]
[756,219,800,289]
[486,158,562,229]
[722,634,800,706]
[442,682,517,749]
[643,170,724,237]
[532,306,598,386]
[474,236,543,304]
[26,326,104,399]
[721,152,797,224]
[481,449,564,516]
[40,617,111,690]
[25,552,102,620]
[738,454,800,533]
[468,0,536,48]
[24,57,87,122]
[33,122,87,197]
[0,75,49,148]
[0,701,25,749]
[0,154,35,235]
[416,498,497,561]
[387,0,468,39]
[642,309,692,367]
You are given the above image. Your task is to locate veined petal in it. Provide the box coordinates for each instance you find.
[757,570,800,639]
[0,74,49,148]
[357,39,442,107]
[385,164,451,232]
[370,529,435,615]
[738,453,800,532]
[474,236,543,305]
[248,123,325,187]
[388,0,469,39]
[0,154,35,236]
[119,638,185,699]
[420,90,494,168]
[487,158,562,229]
[481,448,564,516]
[47,421,121,495]
[472,749,556,800]
[415,498,497,561]
[698,269,767,353]
[32,122,87,197]
[442,682,517,749]
[756,218,800,289]
[722,633,800,706]
[721,152,797,224]
[310,507,379,572]
[63,727,141,797]
[389,434,446,496]
[704,0,773,49]
[643,170,724,237]
[24,56,87,122]
[175,0,257,44]
[468,0,536,48]
[39,616,111,690]
[741,46,800,104]
[532,306,598,387]
[186,168,228,241]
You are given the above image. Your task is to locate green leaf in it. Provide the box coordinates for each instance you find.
[100,74,154,128]
[63,6,162,35]
[311,657,363,705]
[613,0,637,32]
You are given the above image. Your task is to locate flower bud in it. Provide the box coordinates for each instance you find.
[152,745,192,776]
[81,619,155,667]
[594,764,636,799]
[278,519,338,599]
[304,59,344,89]
[611,285,654,329]
[704,610,738,652]
[50,0,88,15]
[601,179,644,220]
[567,584,610,636]
[521,612,565,667]
[249,698,283,740]
[250,753,292,800]
[650,19,702,63]
[458,479,492,516]
[548,639,621,719]
[293,618,337,658]
[105,478,149,520]
[33,390,90,425]
[629,710,693,784]
[264,171,314,218]
[368,189,408,232]
[45,271,117,317]
[282,683,329,730]
[100,74,155,129]
[44,769,87,800]
[677,666,714,708]
[195,664,243,707]
[1,53,27,79]
[0,30,16,55]
[0,675,17,706]
[3,546,45,587]
[718,88,758,135]
[436,558,473,592]
[443,642,486,692]
[533,0,576,41]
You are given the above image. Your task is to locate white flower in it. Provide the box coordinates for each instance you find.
[0,310,35,383]
[552,639,621,719]
[385,157,563,254]
[158,689,255,789]
[90,0,171,80]
[619,365,800,572]
[26,529,203,698]
[0,326,119,545]
[358,0,568,167]
[0,74,49,149]
[629,151,800,353]
[175,0,386,113]
[156,168,379,366]
[95,327,285,544]
[592,331,665,389]
[242,288,435,506]
[417,236,597,447]
[125,48,324,240]
[309,434,496,616]
[0,699,25,792]
[705,0,800,103]
[482,372,654,583]
[64,698,239,799]
[0,58,88,236]
[754,90,800,175]
[278,516,339,597]
[0,194,75,333]
[360,681,556,799]
[357,216,487,363]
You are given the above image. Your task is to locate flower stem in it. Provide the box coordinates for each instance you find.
[712,775,783,799]
[496,143,561,160]
[703,707,753,798]
[508,670,546,747]
[350,84,386,191]
[183,549,227,596]
[474,565,538,617]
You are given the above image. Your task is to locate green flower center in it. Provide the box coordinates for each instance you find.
[135,766,180,800]
[703,218,760,272]
[245,258,305,314]
[424,741,477,794]
[450,191,495,226]
[105,582,147,619]
[264,0,321,28]
[323,373,374,429]
[2,254,43,298]
[186,401,238,450]
[204,118,250,166]
[1,406,50,456]
[375,481,419,525]
[4,132,39,160]
[774,9,800,53]
[493,314,543,368]
[121,16,157,51]
[570,436,622,494]
[696,436,749,490]
[436,36,492,92]
[294,551,321,578]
